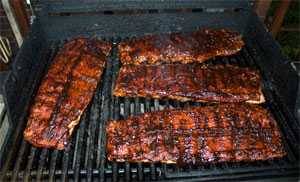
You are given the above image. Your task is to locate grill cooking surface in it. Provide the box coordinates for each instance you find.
[0,36,298,181]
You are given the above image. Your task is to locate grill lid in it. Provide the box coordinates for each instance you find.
[41,0,252,14]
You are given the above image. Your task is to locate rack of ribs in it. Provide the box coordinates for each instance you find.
[24,38,112,150]
[106,104,286,164]
[118,28,244,65]
[114,64,265,104]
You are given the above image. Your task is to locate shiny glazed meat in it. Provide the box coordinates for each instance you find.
[114,64,265,103]
[118,28,244,65]
[24,38,112,150]
[106,104,286,164]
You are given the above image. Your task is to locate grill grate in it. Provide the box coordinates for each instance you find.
[0,37,299,181]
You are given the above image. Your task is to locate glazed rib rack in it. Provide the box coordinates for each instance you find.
[0,2,299,181]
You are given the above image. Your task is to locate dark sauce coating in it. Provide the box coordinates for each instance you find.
[118,28,245,65]
[106,104,286,164]
[114,64,265,103]
[24,38,112,150]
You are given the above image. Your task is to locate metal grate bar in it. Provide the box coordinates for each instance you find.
[72,118,83,169]
[124,99,131,117]
[96,88,103,170]
[24,147,37,182]
[99,44,115,182]
[123,96,131,181]
[110,96,119,182]
[11,140,28,181]
[134,98,144,181]
[125,162,131,181]
[221,56,230,65]
[49,150,58,182]
[85,92,101,181]
[237,49,251,67]
[110,42,122,182]
[234,51,247,66]
[154,99,164,180]
[113,97,120,121]
[61,150,70,181]
[143,98,157,180]
[241,47,256,67]
[74,112,88,181]
[112,163,118,182]
[36,149,49,181]
[84,103,97,169]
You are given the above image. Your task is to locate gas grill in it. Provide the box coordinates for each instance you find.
[0,1,299,181]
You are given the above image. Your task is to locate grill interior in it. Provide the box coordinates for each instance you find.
[0,35,299,181]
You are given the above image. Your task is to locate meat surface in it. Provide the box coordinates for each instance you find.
[118,28,244,65]
[106,104,286,164]
[114,64,265,103]
[24,38,112,150]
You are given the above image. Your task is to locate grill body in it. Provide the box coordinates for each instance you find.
[0,1,299,181]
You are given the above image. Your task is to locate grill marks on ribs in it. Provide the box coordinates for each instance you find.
[118,28,244,65]
[106,104,286,164]
[114,64,265,103]
[24,38,112,149]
